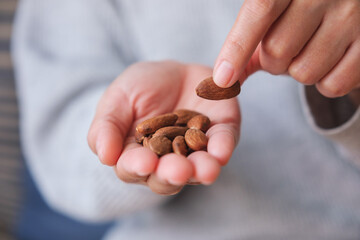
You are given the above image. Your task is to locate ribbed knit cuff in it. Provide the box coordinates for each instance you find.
[300,85,360,167]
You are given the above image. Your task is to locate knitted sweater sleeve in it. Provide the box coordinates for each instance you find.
[301,85,360,167]
[12,0,168,223]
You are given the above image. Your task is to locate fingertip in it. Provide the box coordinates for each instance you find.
[119,147,159,177]
[188,151,221,185]
[96,128,123,166]
[207,125,237,166]
[156,154,193,186]
[213,60,236,88]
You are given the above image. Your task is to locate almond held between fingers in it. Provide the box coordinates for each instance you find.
[173,109,201,125]
[153,126,188,140]
[185,129,208,151]
[136,113,178,135]
[172,136,188,156]
[148,135,172,156]
[196,76,241,100]
[187,115,211,132]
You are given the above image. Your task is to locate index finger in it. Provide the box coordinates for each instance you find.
[213,0,291,87]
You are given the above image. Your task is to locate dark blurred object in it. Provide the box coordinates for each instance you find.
[0,1,23,240]
[348,89,360,107]
[305,85,358,129]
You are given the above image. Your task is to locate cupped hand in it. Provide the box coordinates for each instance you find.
[88,61,240,195]
[214,0,360,98]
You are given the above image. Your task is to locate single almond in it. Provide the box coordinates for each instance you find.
[184,129,208,151]
[143,136,151,148]
[187,115,211,132]
[153,126,188,140]
[148,135,172,156]
[135,130,145,144]
[136,113,178,135]
[196,76,241,100]
[173,109,201,125]
[172,136,188,156]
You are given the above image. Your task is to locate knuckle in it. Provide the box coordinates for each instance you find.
[262,64,287,75]
[289,64,317,85]
[262,38,292,60]
[289,65,318,85]
[317,81,348,98]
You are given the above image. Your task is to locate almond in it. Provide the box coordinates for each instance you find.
[135,130,145,144]
[196,76,241,100]
[143,136,151,148]
[173,109,201,125]
[148,135,172,156]
[187,115,211,132]
[136,113,178,135]
[184,129,208,151]
[172,136,188,156]
[153,126,188,140]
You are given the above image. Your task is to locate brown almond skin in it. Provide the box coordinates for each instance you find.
[196,76,241,100]
[153,126,188,140]
[136,113,178,135]
[148,135,172,156]
[187,115,211,132]
[185,129,208,151]
[172,136,188,156]
[143,136,151,148]
[135,130,145,144]
[173,109,201,125]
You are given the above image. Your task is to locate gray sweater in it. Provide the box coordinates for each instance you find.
[12,0,360,239]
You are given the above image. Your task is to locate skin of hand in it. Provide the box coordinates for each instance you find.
[88,61,240,195]
[214,0,360,98]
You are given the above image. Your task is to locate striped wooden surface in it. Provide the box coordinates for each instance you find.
[0,0,22,239]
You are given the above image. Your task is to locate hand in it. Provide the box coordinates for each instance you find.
[214,0,360,98]
[88,61,240,195]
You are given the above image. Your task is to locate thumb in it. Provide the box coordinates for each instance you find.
[88,83,133,166]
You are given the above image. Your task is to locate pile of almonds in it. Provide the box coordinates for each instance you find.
[135,109,211,156]
[135,76,241,156]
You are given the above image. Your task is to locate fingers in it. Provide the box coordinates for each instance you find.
[187,151,221,185]
[115,134,227,194]
[148,154,193,195]
[206,123,239,166]
[116,146,193,195]
[288,6,354,86]
[115,141,159,183]
[260,1,325,75]
[88,85,133,166]
[316,40,360,98]
[214,0,291,87]
[147,175,184,195]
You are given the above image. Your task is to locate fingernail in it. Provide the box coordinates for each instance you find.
[96,138,104,161]
[167,178,183,186]
[214,60,234,87]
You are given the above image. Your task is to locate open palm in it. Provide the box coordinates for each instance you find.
[88,61,240,195]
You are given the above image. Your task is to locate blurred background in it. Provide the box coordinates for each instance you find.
[0,0,23,239]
